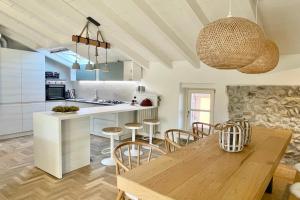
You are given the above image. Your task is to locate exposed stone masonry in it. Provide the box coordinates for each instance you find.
[227,85,300,165]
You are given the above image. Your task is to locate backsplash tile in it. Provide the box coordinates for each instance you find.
[71,81,138,101]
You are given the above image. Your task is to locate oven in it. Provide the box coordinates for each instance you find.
[46,84,66,100]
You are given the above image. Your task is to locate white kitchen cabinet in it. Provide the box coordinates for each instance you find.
[0,48,46,136]
[123,61,143,81]
[0,104,22,135]
[22,102,45,132]
[0,49,22,103]
[22,53,45,102]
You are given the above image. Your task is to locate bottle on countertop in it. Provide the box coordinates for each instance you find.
[131,96,137,105]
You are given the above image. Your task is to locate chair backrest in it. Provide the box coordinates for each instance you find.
[192,122,215,137]
[113,141,166,175]
[164,129,201,153]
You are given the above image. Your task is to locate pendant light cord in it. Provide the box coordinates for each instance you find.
[227,0,232,17]
[255,0,259,24]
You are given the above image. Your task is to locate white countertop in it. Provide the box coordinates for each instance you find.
[35,104,156,120]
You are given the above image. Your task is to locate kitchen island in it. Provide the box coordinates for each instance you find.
[33,104,155,179]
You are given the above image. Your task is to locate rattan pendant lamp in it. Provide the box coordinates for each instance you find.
[238,39,279,74]
[238,0,279,74]
[196,0,265,69]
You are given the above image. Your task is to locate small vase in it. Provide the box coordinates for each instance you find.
[217,122,244,152]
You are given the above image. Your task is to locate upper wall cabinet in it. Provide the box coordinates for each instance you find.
[22,52,45,102]
[74,61,142,81]
[0,48,22,103]
[0,48,45,104]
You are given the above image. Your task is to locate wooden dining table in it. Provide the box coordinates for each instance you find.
[117,126,292,200]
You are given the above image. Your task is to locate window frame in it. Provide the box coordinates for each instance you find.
[184,88,215,130]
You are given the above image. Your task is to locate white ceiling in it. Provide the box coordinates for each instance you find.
[0,0,298,68]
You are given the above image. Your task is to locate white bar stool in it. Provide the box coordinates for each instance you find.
[124,123,143,157]
[143,119,160,148]
[101,127,122,166]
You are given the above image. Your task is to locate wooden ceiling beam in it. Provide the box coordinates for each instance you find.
[0,11,52,48]
[185,0,209,26]
[132,0,200,69]
[64,0,173,68]
[0,27,40,50]
[0,1,66,45]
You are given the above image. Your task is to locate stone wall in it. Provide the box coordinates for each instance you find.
[227,85,300,165]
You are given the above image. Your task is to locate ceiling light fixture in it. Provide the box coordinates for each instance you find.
[72,17,110,71]
[72,41,80,70]
[101,45,109,72]
[196,0,265,69]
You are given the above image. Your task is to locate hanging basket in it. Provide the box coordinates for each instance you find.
[196,17,265,69]
[229,118,252,145]
[217,122,244,152]
[238,40,279,74]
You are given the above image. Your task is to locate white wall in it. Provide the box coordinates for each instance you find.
[141,54,300,134]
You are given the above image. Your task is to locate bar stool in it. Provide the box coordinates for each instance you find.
[143,119,160,148]
[101,127,122,166]
[124,123,143,157]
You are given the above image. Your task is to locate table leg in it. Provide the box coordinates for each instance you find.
[266,177,273,194]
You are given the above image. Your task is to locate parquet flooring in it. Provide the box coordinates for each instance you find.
[0,135,296,200]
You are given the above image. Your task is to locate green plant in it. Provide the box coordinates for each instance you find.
[52,106,80,113]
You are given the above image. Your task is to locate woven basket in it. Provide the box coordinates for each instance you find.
[196,17,265,69]
[238,40,279,74]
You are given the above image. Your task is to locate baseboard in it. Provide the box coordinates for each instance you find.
[0,131,33,140]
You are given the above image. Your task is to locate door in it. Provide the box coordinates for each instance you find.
[185,89,215,130]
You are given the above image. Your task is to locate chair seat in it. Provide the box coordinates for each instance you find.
[143,119,160,125]
[125,123,143,129]
[102,127,122,135]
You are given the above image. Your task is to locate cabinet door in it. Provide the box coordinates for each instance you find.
[22,102,45,132]
[21,53,45,102]
[0,104,22,135]
[0,49,22,103]
[98,62,124,81]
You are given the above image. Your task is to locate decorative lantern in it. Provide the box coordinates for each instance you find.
[238,40,279,74]
[196,17,265,69]
[231,118,252,145]
[216,122,244,152]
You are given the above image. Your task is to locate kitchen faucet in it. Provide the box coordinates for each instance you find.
[94,89,99,101]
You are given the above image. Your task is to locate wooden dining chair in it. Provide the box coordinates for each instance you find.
[192,122,215,137]
[113,141,166,200]
[164,129,201,153]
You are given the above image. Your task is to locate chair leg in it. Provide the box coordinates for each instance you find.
[116,190,125,200]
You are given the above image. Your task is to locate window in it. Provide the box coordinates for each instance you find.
[185,89,215,130]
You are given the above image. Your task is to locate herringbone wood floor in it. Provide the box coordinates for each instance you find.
[0,135,296,200]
